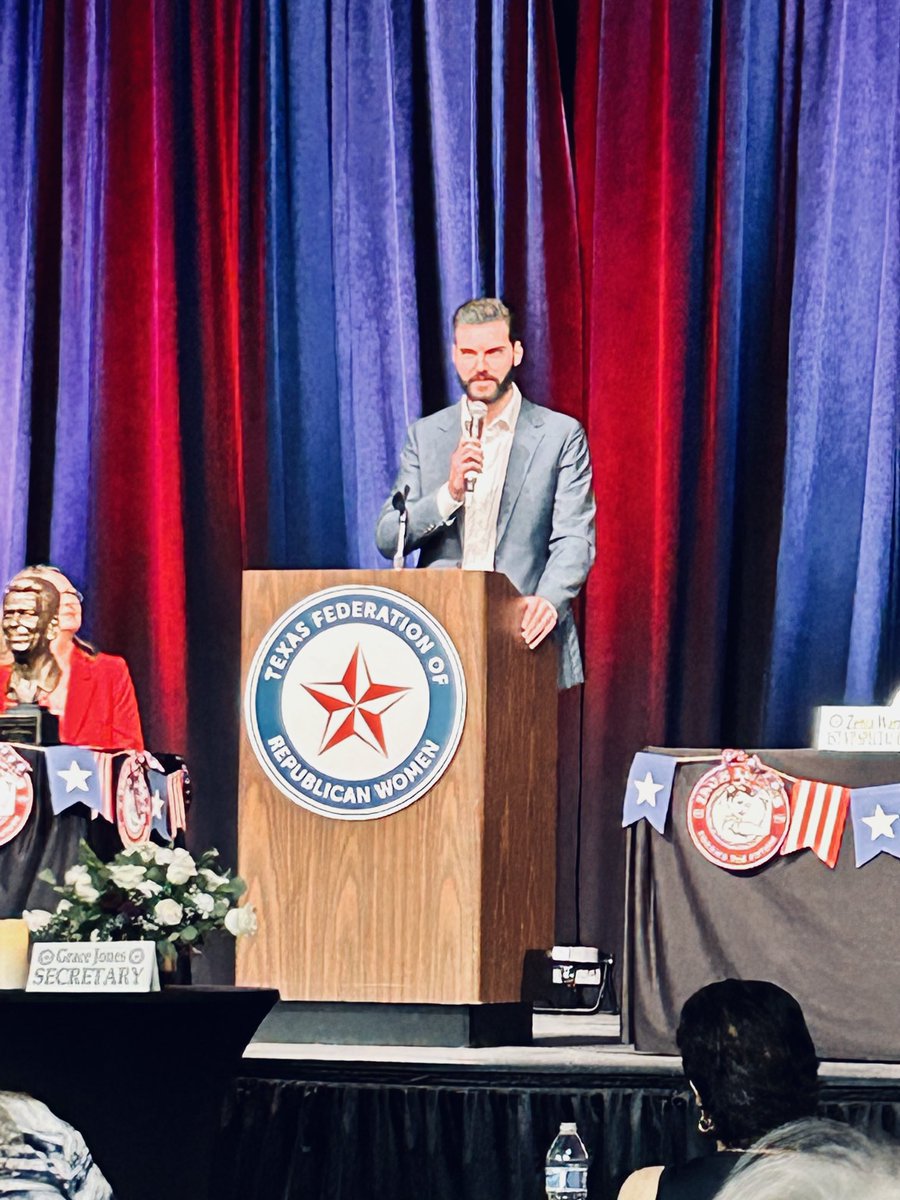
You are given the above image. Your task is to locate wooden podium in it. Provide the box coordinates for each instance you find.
[237,569,557,1031]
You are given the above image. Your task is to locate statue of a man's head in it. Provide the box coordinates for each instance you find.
[2,574,61,663]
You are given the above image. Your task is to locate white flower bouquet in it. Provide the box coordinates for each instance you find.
[25,840,257,974]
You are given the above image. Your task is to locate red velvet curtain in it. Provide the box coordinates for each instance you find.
[573,2,716,946]
[83,2,263,854]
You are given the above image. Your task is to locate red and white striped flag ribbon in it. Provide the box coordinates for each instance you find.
[167,769,187,832]
[98,751,114,821]
[781,779,850,868]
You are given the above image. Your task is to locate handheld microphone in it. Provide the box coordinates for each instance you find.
[464,401,488,496]
[392,486,410,569]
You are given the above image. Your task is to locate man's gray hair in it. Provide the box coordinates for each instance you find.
[452,298,518,340]
[716,1118,900,1200]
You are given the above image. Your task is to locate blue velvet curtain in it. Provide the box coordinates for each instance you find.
[0,1,43,588]
[764,0,900,742]
[671,0,796,742]
[329,0,423,567]
[264,0,346,569]
[49,1,106,587]
[264,0,574,569]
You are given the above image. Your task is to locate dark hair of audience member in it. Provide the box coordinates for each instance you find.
[676,979,819,1149]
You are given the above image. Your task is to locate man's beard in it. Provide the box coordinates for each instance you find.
[460,366,515,405]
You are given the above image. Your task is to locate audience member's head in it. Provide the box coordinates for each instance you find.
[716,1117,900,1200]
[677,978,819,1149]
[0,1090,114,1198]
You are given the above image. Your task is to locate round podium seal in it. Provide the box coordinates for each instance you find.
[244,585,467,820]
[0,749,33,848]
[116,757,154,847]
[687,750,790,871]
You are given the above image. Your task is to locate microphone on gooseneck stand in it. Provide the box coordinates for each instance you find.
[464,401,488,505]
[392,486,410,569]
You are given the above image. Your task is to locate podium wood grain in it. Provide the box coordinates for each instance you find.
[236,569,557,1004]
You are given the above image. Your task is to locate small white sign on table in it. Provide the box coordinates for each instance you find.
[814,687,900,753]
[26,941,159,993]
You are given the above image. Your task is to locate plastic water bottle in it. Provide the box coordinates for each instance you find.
[545,1121,589,1200]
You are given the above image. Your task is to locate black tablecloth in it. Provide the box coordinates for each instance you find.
[0,987,277,1200]
[625,749,900,1060]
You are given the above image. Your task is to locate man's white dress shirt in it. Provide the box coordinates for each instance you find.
[436,385,522,571]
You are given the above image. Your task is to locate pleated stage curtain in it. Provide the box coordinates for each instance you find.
[213,1071,900,1200]
[215,1075,703,1200]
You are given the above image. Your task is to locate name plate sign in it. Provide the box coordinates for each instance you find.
[814,689,900,753]
[26,941,159,993]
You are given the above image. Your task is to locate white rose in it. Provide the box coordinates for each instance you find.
[108,864,147,889]
[64,865,92,887]
[73,879,100,903]
[57,900,72,913]
[153,847,176,865]
[199,868,230,891]
[224,904,258,937]
[121,845,156,862]
[165,849,197,885]
[192,892,214,916]
[23,909,53,932]
[135,879,163,898]
[153,899,183,927]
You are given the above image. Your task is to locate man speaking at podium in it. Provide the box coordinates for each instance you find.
[376,298,595,688]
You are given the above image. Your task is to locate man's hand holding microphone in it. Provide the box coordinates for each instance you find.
[448,401,488,504]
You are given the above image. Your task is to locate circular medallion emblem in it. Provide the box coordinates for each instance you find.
[687,751,790,871]
[116,757,153,847]
[0,761,33,847]
[244,585,467,820]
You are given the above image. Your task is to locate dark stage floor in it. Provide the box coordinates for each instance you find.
[244,1011,900,1082]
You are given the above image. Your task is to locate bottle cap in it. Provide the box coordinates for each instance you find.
[560,1122,577,1133]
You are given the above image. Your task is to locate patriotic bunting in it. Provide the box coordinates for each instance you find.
[44,746,113,817]
[166,766,188,834]
[686,751,789,871]
[622,752,677,834]
[849,784,900,867]
[0,745,33,847]
[781,779,850,868]
[0,743,190,848]
[115,750,164,847]
[623,748,900,874]
[148,767,172,840]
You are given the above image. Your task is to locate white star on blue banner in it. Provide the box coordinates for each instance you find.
[622,752,677,834]
[147,767,172,840]
[44,747,105,815]
[849,783,900,867]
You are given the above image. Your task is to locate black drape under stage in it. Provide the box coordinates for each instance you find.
[213,1062,900,1200]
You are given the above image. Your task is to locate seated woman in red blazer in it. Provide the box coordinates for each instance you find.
[0,566,144,751]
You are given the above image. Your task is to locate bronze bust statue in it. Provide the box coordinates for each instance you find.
[1,574,62,706]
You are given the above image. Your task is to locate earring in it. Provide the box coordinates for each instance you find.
[698,1111,715,1135]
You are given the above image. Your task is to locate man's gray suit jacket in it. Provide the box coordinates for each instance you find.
[375,396,596,687]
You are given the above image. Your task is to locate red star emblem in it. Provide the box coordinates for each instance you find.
[302,645,411,755]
